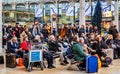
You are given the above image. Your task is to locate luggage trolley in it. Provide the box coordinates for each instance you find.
[23,46,44,72]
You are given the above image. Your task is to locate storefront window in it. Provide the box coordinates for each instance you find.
[16,4,25,10]
[3,4,12,10]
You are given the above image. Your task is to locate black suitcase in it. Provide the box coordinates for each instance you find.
[6,53,17,68]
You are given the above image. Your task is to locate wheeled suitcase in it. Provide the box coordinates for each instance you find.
[6,53,17,68]
[105,48,113,60]
[86,56,98,73]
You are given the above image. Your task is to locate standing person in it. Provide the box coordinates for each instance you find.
[60,25,66,38]
[93,26,98,35]
[2,25,7,37]
[3,25,8,46]
[108,24,118,40]
[78,25,85,37]
[64,25,70,38]
[41,25,49,42]
[7,26,15,40]
[70,24,78,35]
[46,23,51,34]
[86,24,93,37]
[13,23,22,40]
[24,26,33,41]
[32,21,42,37]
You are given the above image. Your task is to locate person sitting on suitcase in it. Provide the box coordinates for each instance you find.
[7,36,23,58]
[71,36,88,70]
[33,35,55,69]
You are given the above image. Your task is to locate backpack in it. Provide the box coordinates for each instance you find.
[66,43,75,55]
[66,48,72,55]
[101,57,112,67]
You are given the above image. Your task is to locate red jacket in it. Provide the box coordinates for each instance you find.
[20,41,31,51]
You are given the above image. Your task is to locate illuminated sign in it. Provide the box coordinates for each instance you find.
[102,11,113,17]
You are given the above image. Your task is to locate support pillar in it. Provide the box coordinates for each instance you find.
[114,0,119,31]
[12,0,17,22]
[25,2,29,10]
[79,0,86,28]
[0,0,2,54]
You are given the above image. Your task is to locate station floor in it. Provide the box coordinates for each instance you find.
[0,59,120,74]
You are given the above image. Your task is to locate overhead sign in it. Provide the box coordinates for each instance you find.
[35,5,43,17]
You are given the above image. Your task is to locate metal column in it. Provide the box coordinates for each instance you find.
[89,0,93,22]
[1,0,7,74]
[43,5,44,23]
[79,0,86,28]
[57,1,59,25]
[74,4,75,24]
[114,0,119,31]
[0,0,2,54]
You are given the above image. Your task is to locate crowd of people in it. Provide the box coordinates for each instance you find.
[2,21,120,70]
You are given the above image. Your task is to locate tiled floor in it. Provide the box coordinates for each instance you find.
[0,59,120,74]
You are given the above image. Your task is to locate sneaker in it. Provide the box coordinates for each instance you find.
[48,66,52,69]
[51,65,56,68]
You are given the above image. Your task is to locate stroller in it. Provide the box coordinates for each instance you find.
[23,45,44,72]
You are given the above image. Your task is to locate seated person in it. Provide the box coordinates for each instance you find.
[48,34,69,65]
[48,34,61,53]
[7,36,23,58]
[33,35,55,69]
[105,34,115,48]
[58,41,69,65]
[115,33,120,58]
[71,36,87,68]
[79,37,96,54]
[20,35,32,53]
